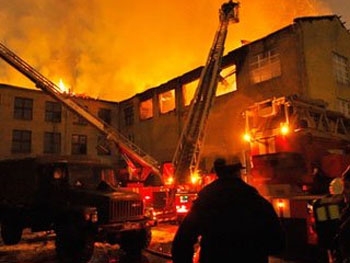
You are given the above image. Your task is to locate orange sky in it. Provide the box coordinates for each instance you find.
[0,0,348,101]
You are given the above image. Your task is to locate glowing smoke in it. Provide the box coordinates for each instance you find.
[0,0,346,101]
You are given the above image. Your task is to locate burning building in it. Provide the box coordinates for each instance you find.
[117,15,350,172]
[0,15,349,169]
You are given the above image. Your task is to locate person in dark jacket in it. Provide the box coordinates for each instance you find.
[312,177,345,263]
[171,157,286,263]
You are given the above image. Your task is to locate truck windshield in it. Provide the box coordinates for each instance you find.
[68,164,117,189]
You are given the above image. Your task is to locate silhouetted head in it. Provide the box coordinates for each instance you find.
[329,177,344,195]
[213,156,244,179]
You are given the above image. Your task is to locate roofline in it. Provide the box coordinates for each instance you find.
[0,83,118,105]
[120,15,346,103]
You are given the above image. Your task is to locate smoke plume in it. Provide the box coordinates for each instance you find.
[0,0,344,101]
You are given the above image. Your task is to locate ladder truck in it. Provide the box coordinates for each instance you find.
[171,0,239,218]
[243,95,350,258]
[0,0,239,224]
[0,42,172,223]
[0,44,170,260]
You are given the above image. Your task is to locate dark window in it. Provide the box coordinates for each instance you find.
[14,97,33,120]
[11,129,31,153]
[44,132,61,154]
[73,106,88,125]
[45,101,62,122]
[124,106,134,126]
[250,49,281,83]
[71,134,87,155]
[333,52,350,85]
[98,108,112,124]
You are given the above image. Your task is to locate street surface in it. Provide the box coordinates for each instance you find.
[0,223,312,263]
[0,227,171,263]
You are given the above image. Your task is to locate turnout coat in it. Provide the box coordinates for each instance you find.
[171,177,286,263]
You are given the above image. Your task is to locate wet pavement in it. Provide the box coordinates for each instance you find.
[0,224,316,263]
[0,227,172,263]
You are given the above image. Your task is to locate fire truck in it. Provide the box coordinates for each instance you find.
[108,0,240,222]
[102,0,240,223]
[0,40,176,223]
[170,0,239,220]
[243,95,350,258]
[0,45,164,260]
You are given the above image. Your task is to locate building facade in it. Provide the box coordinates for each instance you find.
[0,84,118,162]
[118,15,350,172]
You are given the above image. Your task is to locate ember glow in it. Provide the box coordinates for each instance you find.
[0,0,348,101]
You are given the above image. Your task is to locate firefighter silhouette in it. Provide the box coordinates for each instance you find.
[312,177,345,262]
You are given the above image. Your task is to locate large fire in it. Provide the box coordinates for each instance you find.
[0,0,346,101]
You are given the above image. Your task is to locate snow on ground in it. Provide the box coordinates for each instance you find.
[150,224,177,244]
[0,224,308,263]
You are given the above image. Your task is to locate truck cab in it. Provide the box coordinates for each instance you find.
[0,155,152,263]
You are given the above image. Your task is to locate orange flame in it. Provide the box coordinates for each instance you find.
[58,79,70,94]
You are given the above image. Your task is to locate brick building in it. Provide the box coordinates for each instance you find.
[1,15,350,172]
[117,15,350,172]
[0,84,118,162]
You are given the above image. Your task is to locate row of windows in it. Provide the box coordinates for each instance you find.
[13,98,112,124]
[249,50,350,86]
[123,48,281,126]
[122,48,281,126]
[11,130,110,156]
[9,49,350,135]
[122,48,349,127]
[122,64,238,126]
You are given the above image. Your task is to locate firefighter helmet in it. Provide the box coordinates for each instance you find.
[329,177,344,195]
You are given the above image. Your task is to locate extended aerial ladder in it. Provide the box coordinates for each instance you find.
[0,42,162,178]
[172,0,239,184]
[0,0,239,223]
